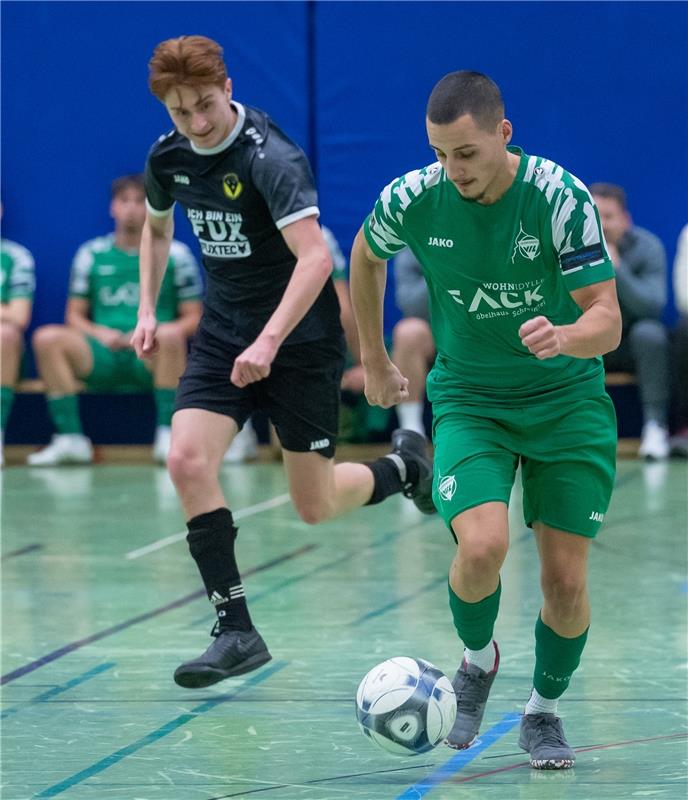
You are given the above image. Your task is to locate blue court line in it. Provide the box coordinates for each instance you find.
[2,544,314,685]
[350,576,448,625]
[34,660,288,799]
[395,712,522,800]
[1,662,115,720]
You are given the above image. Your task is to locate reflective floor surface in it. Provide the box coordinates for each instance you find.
[2,454,687,799]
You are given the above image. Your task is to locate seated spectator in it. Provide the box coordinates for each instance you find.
[1,218,35,467]
[670,224,688,457]
[591,183,670,460]
[391,248,434,437]
[28,174,203,465]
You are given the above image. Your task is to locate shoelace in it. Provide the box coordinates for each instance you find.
[455,669,490,714]
[531,716,567,748]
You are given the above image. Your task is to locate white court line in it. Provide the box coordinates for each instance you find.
[125,493,291,560]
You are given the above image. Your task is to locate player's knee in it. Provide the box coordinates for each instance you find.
[393,317,430,351]
[32,324,66,354]
[541,572,587,618]
[167,444,213,488]
[458,536,507,576]
[292,496,334,525]
[628,319,668,350]
[155,324,187,354]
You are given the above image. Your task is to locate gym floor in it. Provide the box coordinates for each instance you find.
[2,448,687,799]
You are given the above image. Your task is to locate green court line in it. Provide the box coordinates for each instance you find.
[33,660,288,798]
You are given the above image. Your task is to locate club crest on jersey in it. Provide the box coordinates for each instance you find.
[223,173,243,200]
[438,473,457,502]
[511,222,540,263]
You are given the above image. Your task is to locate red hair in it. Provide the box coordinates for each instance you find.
[148,35,227,100]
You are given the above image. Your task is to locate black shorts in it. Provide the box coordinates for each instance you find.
[175,329,346,458]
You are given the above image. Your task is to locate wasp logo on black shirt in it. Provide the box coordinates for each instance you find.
[223,173,243,200]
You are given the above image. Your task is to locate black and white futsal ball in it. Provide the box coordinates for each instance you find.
[355,656,456,755]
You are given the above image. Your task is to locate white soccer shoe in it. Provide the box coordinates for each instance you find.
[223,419,259,464]
[27,434,94,466]
[638,420,670,460]
[152,425,172,464]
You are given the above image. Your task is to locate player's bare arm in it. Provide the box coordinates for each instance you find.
[519,278,621,360]
[0,298,32,330]
[131,211,174,358]
[230,215,332,388]
[349,229,409,408]
[65,296,128,351]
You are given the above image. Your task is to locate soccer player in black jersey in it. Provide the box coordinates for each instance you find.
[131,35,435,689]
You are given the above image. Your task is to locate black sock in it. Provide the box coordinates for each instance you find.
[364,454,419,505]
[186,507,252,632]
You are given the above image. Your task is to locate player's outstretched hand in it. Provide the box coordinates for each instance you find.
[131,314,159,359]
[519,315,563,360]
[363,360,409,409]
[231,336,278,388]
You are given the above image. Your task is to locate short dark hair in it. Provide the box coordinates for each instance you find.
[589,182,628,212]
[426,71,504,130]
[111,174,145,199]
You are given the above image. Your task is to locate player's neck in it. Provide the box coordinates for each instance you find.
[479,150,521,206]
[114,230,142,252]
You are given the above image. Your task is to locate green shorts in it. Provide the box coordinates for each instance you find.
[431,394,617,538]
[84,336,153,392]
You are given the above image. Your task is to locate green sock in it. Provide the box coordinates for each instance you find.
[1,386,15,430]
[154,388,176,427]
[47,394,83,435]
[448,580,501,650]
[533,613,589,699]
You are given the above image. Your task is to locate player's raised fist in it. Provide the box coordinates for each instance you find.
[519,315,563,360]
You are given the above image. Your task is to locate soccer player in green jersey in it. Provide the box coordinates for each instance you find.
[29,175,203,465]
[0,215,35,467]
[350,71,622,769]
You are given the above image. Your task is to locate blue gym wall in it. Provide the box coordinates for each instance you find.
[2,0,686,443]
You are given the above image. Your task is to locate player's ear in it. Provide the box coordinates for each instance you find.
[225,78,233,101]
[500,119,513,145]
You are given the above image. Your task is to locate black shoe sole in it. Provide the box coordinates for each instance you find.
[173,649,273,689]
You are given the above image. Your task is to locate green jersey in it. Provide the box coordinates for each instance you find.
[1,238,35,304]
[364,147,615,407]
[69,234,203,331]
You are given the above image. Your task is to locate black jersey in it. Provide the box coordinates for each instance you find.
[145,102,342,347]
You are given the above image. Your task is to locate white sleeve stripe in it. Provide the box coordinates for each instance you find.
[275,206,320,230]
[146,199,175,218]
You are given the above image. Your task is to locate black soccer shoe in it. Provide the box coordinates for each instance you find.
[173,624,272,689]
[390,428,437,515]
